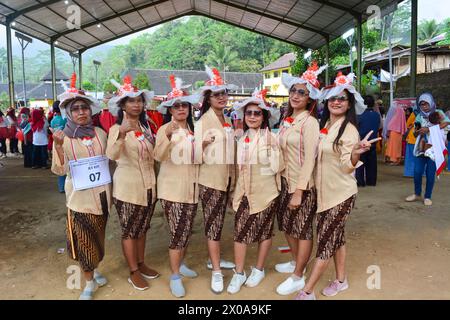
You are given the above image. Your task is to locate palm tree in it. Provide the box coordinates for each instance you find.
[206,44,239,73]
[418,19,442,42]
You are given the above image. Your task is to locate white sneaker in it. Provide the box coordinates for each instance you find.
[211,271,224,294]
[227,270,247,294]
[245,267,265,288]
[206,259,235,270]
[424,198,432,206]
[276,275,305,295]
[275,260,296,273]
[405,194,421,202]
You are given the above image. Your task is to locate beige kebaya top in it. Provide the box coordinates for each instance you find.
[106,124,156,206]
[154,122,199,204]
[51,127,112,215]
[315,118,360,213]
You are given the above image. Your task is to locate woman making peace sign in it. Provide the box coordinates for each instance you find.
[295,73,380,300]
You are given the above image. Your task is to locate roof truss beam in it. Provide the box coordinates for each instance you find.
[54,0,171,40]
[212,0,329,39]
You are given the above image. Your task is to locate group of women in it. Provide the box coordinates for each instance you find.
[52,63,379,300]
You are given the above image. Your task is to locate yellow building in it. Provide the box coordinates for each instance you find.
[260,52,296,105]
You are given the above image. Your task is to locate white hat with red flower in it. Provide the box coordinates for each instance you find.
[198,65,238,95]
[281,61,327,100]
[156,75,201,115]
[108,75,154,116]
[58,73,101,117]
[321,72,366,115]
[233,88,280,128]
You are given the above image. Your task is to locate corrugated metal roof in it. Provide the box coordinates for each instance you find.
[0,0,400,53]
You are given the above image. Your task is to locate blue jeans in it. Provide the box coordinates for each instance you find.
[58,175,66,192]
[413,156,436,199]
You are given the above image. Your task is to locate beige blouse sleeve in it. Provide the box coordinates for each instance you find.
[154,126,172,162]
[296,119,319,190]
[106,125,125,161]
[338,127,360,174]
[51,142,66,176]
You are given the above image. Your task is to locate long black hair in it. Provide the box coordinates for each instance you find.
[116,94,149,129]
[163,102,195,132]
[243,103,270,132]
[319,89,358,152]
[200,90,212,116]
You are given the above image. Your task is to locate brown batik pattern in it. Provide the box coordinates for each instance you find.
[114,189,155,239]
[277,177,317,240]
[316,195,356,260]
[199,185,227,241]
[66,191,109,272]
[234,196,278,244]
[160,200,198,250]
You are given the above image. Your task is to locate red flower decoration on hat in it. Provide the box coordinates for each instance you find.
[68,73,78,93]
[301,61,320,88]
[223,123,232,128]
[166,74,186,100]
[205,65,225,86]
[115,75,139,96]
[334,72,351,86]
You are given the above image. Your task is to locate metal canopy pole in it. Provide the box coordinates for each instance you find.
[50,40,57,101]
[325,36,330,85]
[356,15,363,93]
[78,50,84,89]
[70,53,79,74]
[15,32,32,107]
[6,18,15,108]
[410,0,418,97]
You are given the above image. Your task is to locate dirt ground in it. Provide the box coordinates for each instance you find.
[1,156,449,300]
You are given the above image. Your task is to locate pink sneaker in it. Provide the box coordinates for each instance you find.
[322,279,349,297]
[294,290,316,300]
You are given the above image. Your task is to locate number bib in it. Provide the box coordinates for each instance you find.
[69,155,111,191]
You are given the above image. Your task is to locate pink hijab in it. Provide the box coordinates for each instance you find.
[387,106,406,135]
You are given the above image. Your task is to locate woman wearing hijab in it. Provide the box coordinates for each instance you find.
[50,101,67,192]
[51,73,111,300]
[154,75,201,298]
[226,89,282,294]
[6,108,19,156]
[275,62,326,296]
[405,92,450,206]
[106,76,159,291]
[295,72,380,300]
[18,108,33,167]
[384,104,406,165]
[194,65,237,294]
[31,108,49,169]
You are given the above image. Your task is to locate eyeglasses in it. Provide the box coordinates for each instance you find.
[172,102,190,110]
[211,90,228,98]
[70,104,90,112]
[328,95,349,103]
[289,88,309,97]
[244,110,263,117]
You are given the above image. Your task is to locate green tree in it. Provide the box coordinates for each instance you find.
[438,18,450,45]
[206,43,239,72]
[102,73,121,93]
[0,91,10,111]
[82,80,95,91]
[418,19,442,42]
[133,72,151,90]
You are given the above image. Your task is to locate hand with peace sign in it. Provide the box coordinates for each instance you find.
[352,130,381,155]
